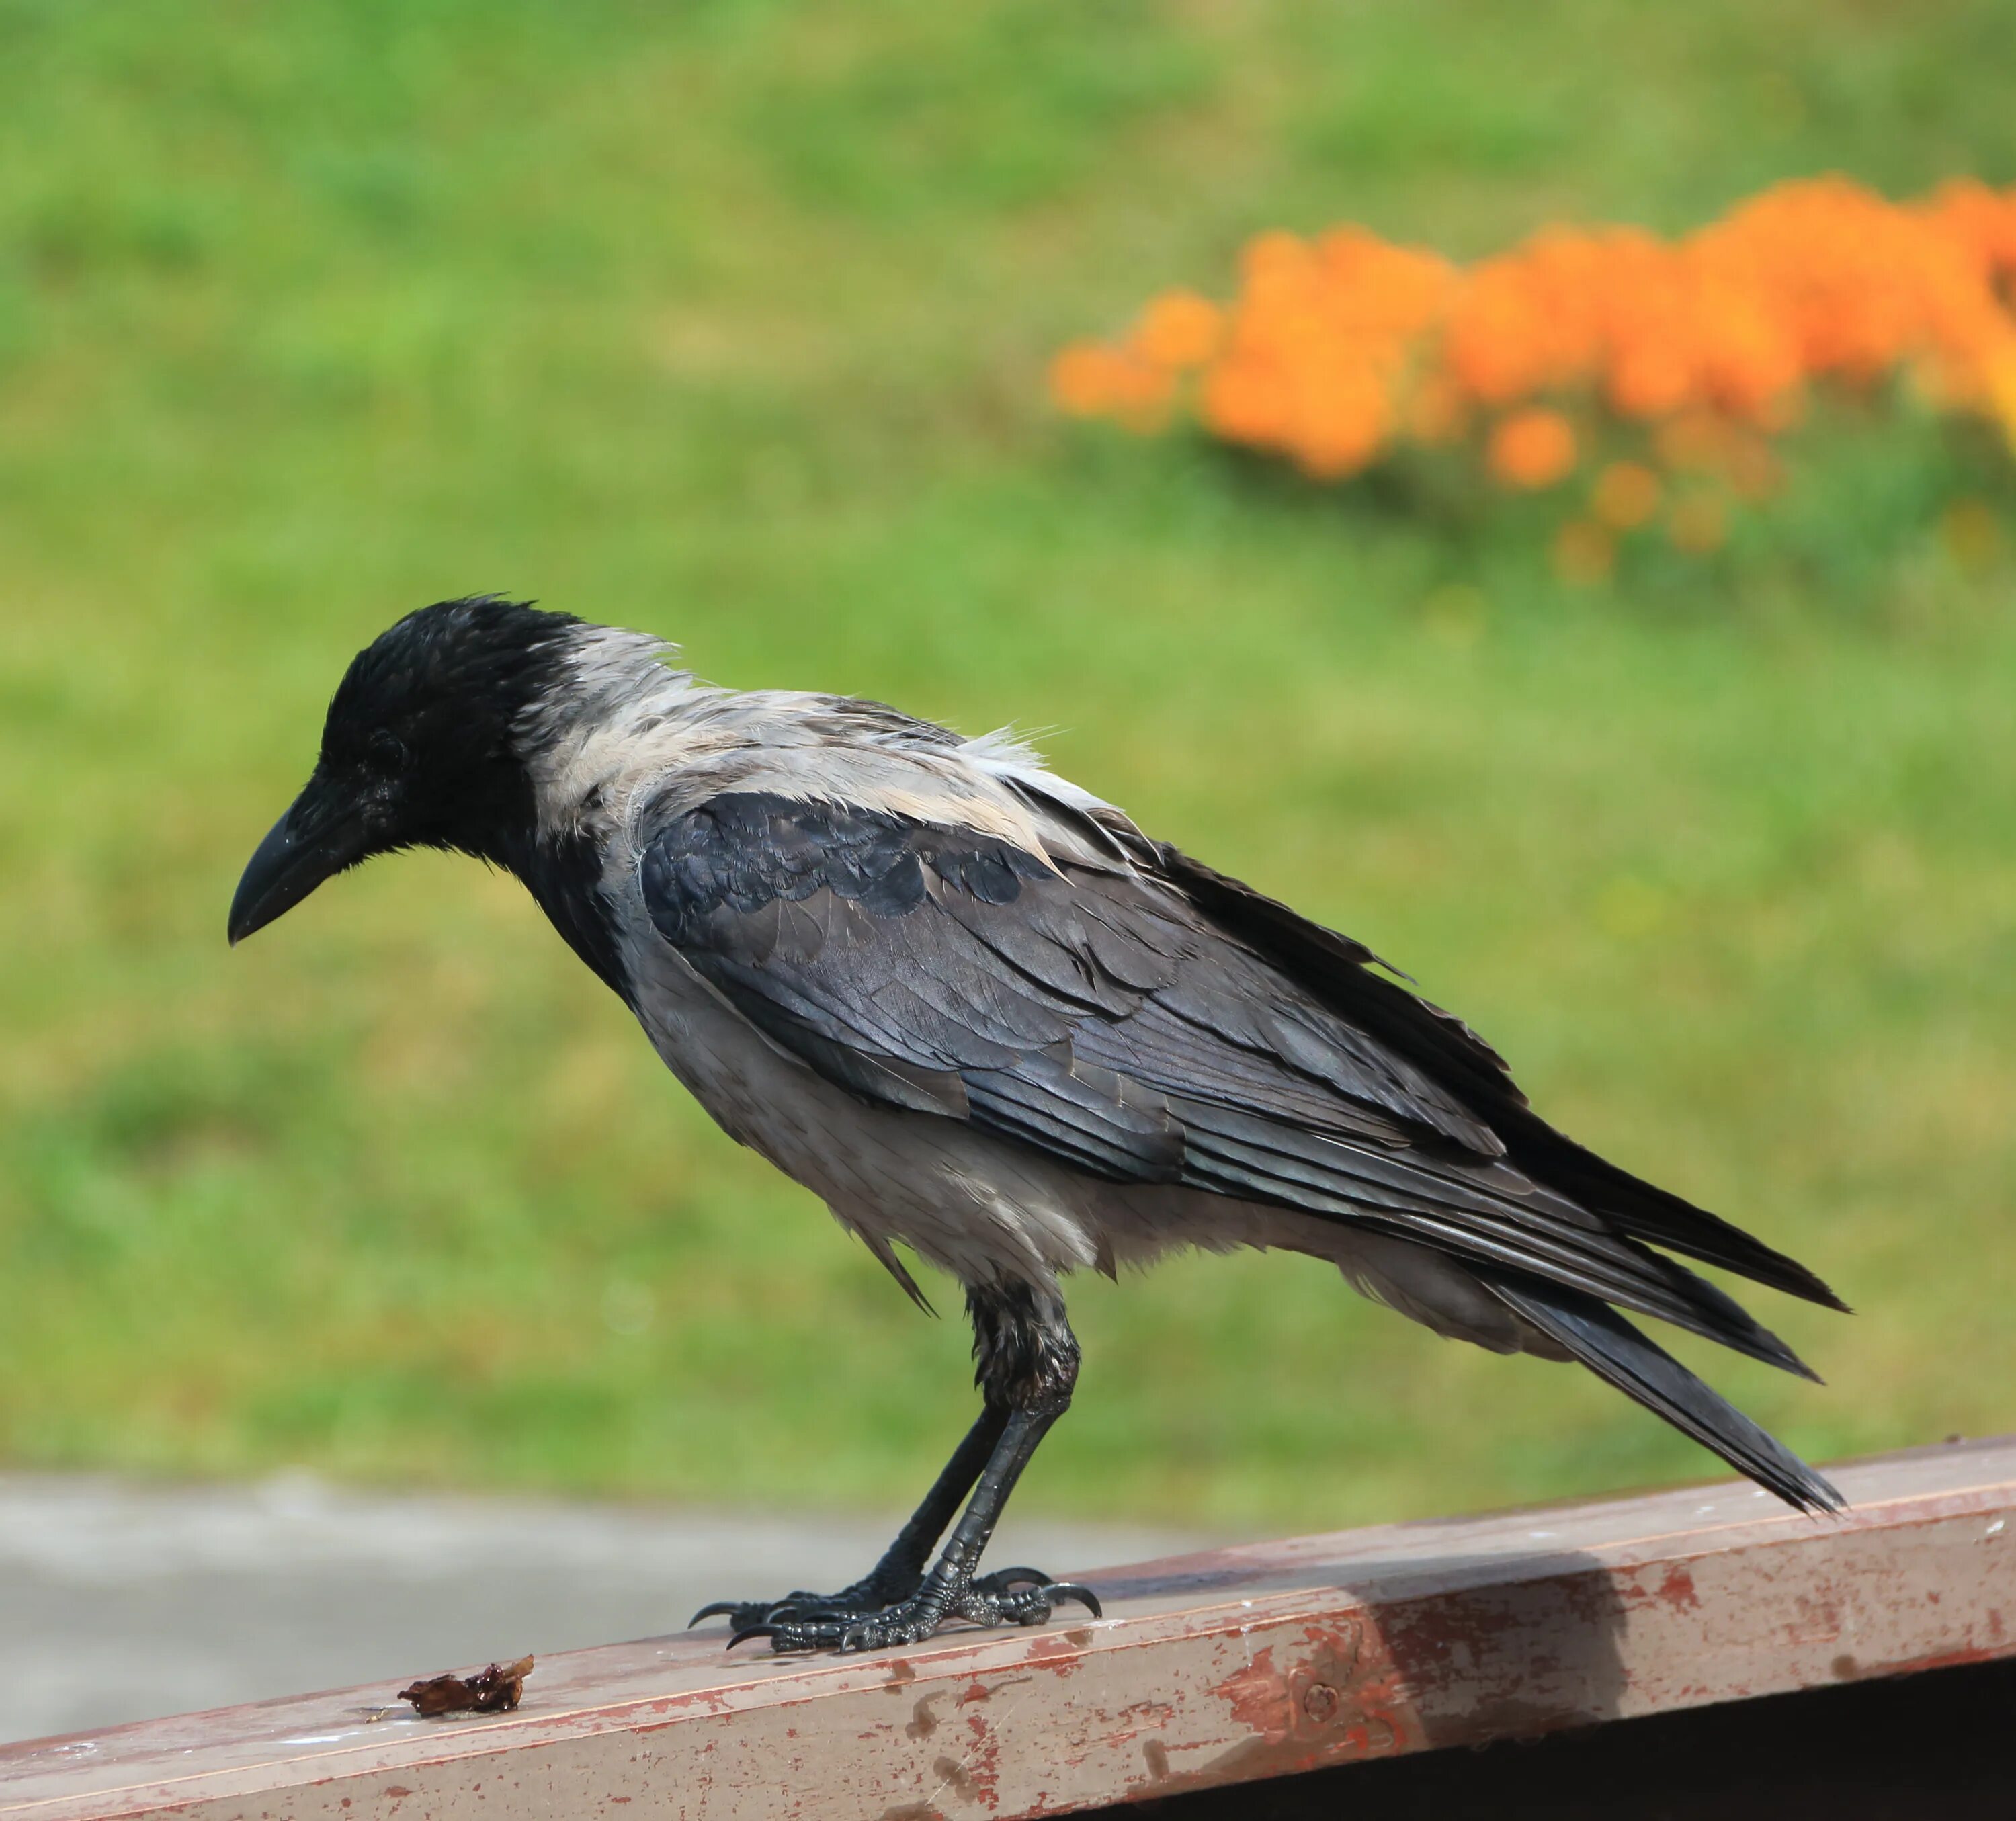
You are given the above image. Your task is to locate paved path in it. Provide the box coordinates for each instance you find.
[0,1474,1214,1744]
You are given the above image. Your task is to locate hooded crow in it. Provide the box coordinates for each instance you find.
[230,597,1846,1652]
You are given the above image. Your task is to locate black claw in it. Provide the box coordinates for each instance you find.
[726,1624,777,1650]
[1045,1582,1102,1617]
[690,1601,741,1627]
[976,1565,1050,1590]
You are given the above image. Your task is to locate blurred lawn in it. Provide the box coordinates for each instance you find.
[2,0,2014,1534]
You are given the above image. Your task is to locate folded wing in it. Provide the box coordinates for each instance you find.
[648,784,1831,1347]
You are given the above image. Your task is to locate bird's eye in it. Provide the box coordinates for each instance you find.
[368,730,412,773]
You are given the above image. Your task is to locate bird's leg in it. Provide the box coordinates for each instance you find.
[732,1283,1100,1654]
[689,1403,1009,1632]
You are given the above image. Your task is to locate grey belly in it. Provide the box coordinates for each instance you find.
[617,927,1128,1287]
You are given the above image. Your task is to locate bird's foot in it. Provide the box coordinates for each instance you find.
[722,1566,1099,1654]
[689,1567,923,1638]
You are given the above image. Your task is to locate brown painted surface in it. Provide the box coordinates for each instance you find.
[1,1435,2011,1821]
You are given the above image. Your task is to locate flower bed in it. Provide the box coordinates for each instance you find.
[1054,178,2016,576]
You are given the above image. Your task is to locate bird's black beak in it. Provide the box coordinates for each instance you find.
[228,774,372,945]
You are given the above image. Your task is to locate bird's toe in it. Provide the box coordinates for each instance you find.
[954,1577,1100,1629]
[689,1588,845,1633]
[970,1565,1050,1593]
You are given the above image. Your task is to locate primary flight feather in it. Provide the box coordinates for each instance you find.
[230,597,1844,1652]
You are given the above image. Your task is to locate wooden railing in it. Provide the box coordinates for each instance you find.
[3,1435,2011,1820]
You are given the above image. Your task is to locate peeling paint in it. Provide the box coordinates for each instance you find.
[1656,1566,1702,1612]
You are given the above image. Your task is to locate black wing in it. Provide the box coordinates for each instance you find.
[638,792,1828,1367]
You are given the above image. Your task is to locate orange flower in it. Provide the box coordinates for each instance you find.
[1923,179,2016,281]
[1287,355,1390,477]
[1444,257,1556,405]
[1488,407,1577,489]
[1607,342,1695,419]
[1048,344,1173,431]
[1592,461,1662,530]
[1050,343,1127,417]
[1200,357,1291,447]
[1131,290,1223,370]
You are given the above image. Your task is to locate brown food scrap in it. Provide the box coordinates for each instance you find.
[397,1655,534,1718]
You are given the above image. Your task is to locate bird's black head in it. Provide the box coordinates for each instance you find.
[228,596,580,943]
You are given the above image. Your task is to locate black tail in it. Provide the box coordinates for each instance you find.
[1487,1275,1845,1514]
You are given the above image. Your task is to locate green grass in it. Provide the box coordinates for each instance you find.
[1,0,2014,1533]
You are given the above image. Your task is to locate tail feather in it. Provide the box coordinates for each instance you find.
[1651,1251,1822,1383]
[1486,1274,1845,1515]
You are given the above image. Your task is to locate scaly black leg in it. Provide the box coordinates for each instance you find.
[737,1408,1100,1652]
[726,1282,1101,1654]
[689,1404,1009,1632]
